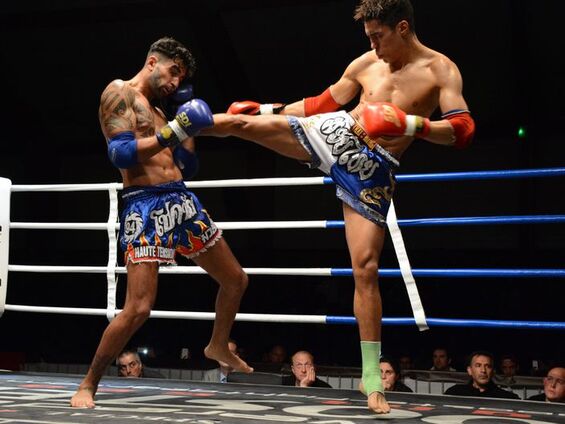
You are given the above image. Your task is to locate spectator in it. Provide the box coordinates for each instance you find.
[203,339,239,383]
[444,351,519,399]
[398,354,416,372]
[528,366,565,403]
[380,357,412,392]
[265,344,287,365]
[494,354,520,387]
[431,347,456,372]
[283,351,332,388]
[117,350,164,378]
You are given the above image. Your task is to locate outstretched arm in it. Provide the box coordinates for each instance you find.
[282,60,362,116]
[228,56,363,117]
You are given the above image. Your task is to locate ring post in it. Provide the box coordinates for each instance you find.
[0,178,12,317]
[106,183,119,322]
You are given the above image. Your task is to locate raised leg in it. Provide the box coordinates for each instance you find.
[203,113,311,161]
[70,262,159,408]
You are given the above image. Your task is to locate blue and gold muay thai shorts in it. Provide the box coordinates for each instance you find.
[287,111,398,226]
[119,180,221,264]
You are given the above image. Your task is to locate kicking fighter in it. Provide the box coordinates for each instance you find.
[202,0,474,414]
[71,37,252,408]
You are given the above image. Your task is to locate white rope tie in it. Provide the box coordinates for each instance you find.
[387,200,429,331]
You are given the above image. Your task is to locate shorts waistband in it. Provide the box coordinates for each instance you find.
[122,180,187,201]
[349,118,400,167]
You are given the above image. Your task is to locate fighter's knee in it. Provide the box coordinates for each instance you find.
[352,260,379,283]
[124,303,152,323]
[234,269,249,292]
[136,305,152,321]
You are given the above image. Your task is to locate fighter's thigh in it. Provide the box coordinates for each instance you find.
[191,237,245,284]
[342,203,386,265]
[125,262,159,303]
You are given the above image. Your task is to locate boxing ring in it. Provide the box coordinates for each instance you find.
[1,167,565,423]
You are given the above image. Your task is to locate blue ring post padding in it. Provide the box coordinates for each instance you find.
[330,268,565,278]
[325,316,565,329]
[322,167,565,185]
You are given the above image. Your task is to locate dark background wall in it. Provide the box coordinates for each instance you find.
[1,0,564,371]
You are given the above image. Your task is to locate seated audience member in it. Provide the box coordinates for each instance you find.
[380,357,413,392]
[528,365,565,403]
[494,354,520,387]
[444,351,519,399]
[265,344,287,365]
[255,344,288,372]
[431,347,456,372]
[203,339,239,383]
[398,354,416,372]
[117,350,164,378]
[282,350,332,388]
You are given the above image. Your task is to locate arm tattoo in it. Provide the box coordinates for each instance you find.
[99,84,136,136]
[134,101,156,138]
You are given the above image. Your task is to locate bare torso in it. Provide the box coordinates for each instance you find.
[99,79,182,188]
[348,48,448,158]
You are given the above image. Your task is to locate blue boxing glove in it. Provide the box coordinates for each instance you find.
[161,81,194,120]
[174,145,199,180]
[156,98,214,148]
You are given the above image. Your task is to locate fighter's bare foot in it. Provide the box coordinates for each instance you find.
[204,343,253,373]
[358,381,390,414]
[367,391,390,414]
[70,386,96,408]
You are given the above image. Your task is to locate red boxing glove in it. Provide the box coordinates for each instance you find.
[362,102,430,138]
[227,100,285,115]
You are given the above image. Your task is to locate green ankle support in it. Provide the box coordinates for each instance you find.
[360,341,383,395]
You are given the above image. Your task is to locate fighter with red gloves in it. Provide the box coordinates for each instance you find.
[227,90,473,150]
[202,0,475,415]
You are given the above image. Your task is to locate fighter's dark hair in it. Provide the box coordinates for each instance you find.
[149,37,196,78]
[354,0,415,32]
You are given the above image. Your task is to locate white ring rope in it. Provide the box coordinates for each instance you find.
[3,304,326,323]
[9,221,331,231]
[10,177,327,192]
[7,265,332,275]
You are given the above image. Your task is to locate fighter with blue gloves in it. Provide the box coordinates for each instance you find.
[72,37,252,409]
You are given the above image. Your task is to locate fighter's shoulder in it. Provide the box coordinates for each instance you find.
[100,79,137,106]
[426,49,461,77]
[345,51,380,75]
